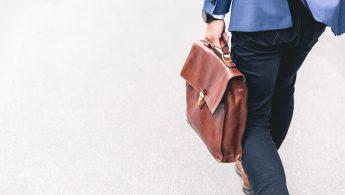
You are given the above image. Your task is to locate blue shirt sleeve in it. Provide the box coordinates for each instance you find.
[203,0,232,15]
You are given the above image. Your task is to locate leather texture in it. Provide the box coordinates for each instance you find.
[180,40,247,163]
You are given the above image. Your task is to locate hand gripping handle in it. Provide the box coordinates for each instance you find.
[203,34,236,69]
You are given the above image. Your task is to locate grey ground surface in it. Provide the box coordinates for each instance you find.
[0,0,345,194]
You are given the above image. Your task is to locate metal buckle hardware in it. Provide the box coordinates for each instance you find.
[198,90,206,109]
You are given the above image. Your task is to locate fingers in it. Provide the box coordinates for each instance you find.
[205,35,222,48]
[222,31,229,42]
[204,20,227,49]
[206,32,228,49]
[219,32,228,49]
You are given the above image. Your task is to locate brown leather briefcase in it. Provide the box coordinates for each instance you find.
[180,40,247,163]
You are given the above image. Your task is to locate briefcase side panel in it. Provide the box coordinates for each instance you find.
[221,79,248,162]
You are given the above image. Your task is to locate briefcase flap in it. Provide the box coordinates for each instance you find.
[180,40,244,114]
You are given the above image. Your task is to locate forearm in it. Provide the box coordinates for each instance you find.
[203,0,231,15]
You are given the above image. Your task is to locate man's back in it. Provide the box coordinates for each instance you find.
[230,0,293,32]
[204,0,345,35]
[203,0,293,32]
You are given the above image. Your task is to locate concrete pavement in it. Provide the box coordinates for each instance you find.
[0,0,345,194]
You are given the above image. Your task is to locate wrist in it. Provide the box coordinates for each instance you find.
[202,10,223,23]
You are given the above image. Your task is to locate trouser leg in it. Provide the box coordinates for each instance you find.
[270,51,304,149]
[231,31,289,195]
[270,21,326,149]
[230,1,326,194]
[269,71,296,150]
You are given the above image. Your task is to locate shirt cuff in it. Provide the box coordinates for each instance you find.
[212,14,225,19]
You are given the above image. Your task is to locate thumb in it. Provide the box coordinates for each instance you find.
[219,32,229,49]
[205,35,221,48]
[211,37,221,48]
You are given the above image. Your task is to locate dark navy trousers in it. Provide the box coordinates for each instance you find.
[230,1,326,194]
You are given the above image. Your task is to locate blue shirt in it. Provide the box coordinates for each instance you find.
[203,0,345,35]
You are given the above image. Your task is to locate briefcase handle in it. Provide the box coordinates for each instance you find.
[203,35,236,69]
